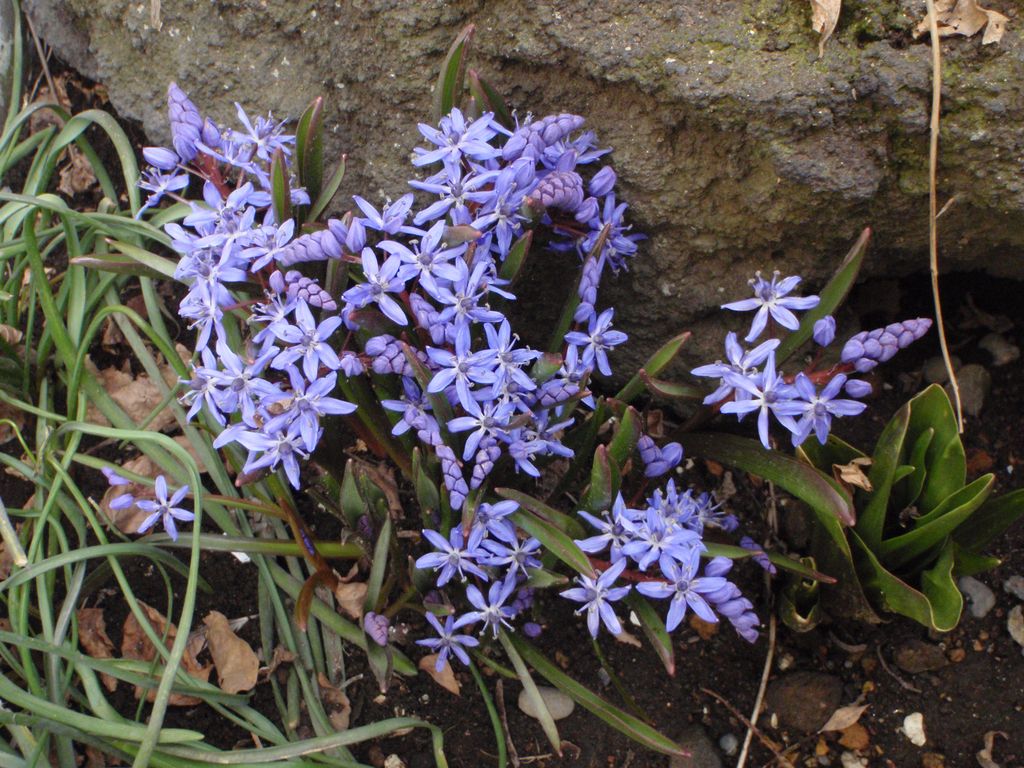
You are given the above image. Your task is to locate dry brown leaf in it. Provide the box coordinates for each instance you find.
[84,358,178,431]
[839,722,870,750]
[77,608,118,692]
[820,703,869,732]
[58,146,98,197]
[418,654,460,695]
[317,672,352,730]
[0,324,23,345]
[0,400,26,445]
[612,628,642,648]
[259,645,297,681]
[913,0,1008,44]
[810,0,842,57]
[977,730,1007,768]
[833,457,873,492]
[333,581,368,621]
[689,613,719,640]
[120,600,210,705]
[203,611,259,694]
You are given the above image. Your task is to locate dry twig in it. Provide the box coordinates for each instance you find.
[702,685,793,768]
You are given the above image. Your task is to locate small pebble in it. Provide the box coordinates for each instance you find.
[921,752,946,768]
[841,752,867,768]
[718,732,739,757]
[979,332,1020,366]
[949,364,991,417]
[902,712,927,746]
[959,576,996,618]
[1003,575,1024,601]
[923,356,960,384]
[669,725,722,768]
[1008,605,1024,653]
[895,639,948,674]
[517,686,575,721]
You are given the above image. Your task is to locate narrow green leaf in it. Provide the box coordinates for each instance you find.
[495,487,587,539]
[340,459,366,527]
[894,427,934,512]
[509,635,686,757]
[365,516,392,612]
[636,372,704,402]
[498,631,562,756]
[497,230,533,284]
[467,69,514,130]
[582,445,619,513]
[952,544,1001,578]
[856,402,911,549]
[270,147,292,224]
[69,257,167,280]
[617,332,691,404]
[504,499,594,577]
[295,96,325,206]
[308,154,346,222]
[954,487,1024,555]
[434,24,475,122]
[774,227,870,364]
[607,406,641,469]
[625,593,675,676]
[877,475,994,570]
[105,240,177,279]
[412,447,441,518]
[679,432,855,526]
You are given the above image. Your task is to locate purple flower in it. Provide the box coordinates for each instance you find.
[341,248,408,326]
[233,424,309,488]
[479,525,542,578]
[136,475,194,541]
[788,373,867,446]
[413,108,501,168]
[840,318,932,373]
[635,548,729,631]
[691,333,781,405]
[564,308,627,377]
[503,113,585,162]
[271,299,344,380]
[526,170,584,213]
[720,351,804,449]
[416,612,479,670]
[813,315,836,347]
[588,166,617,197]
[167,82,202,162]
[560,558,632,638]
[463,574,518,638]
[722,271,820,343]
[352,194,415,236]
[575,494,638,564]
[364,612,390,647]
[415,526,488,587]
[143,146,179,171]
[425,333,496,411]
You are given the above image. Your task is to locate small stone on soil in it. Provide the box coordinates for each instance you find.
[517,685,575,721]
[765,672,842,733]
[894,639,949,674]
[718,732,739,757]
[921,752,946,768]
[1007,605,1024,653]
[901,712,927,746]
[840,751,868,768]
[949,364,991,417]
[959,576,997,618]
[923,356,960,384]
[668,725,722,768]
[979,333,1020,366]
[1003,575,1024,601]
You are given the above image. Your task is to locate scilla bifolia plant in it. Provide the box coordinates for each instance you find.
[114,26,838,759]
[672,231,1023,632]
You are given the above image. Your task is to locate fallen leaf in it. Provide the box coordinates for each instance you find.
[810,0,842,57]
[77,608,118,692]
[333,581,368,620]
[0,400,26,445]
[259,646,297,681]
[821,703,869,732]
[317,672,352,730]
[203,611,259,694]
[57,146,98,197]
[84,347,187,431]
[0,324,23,345]
[839,722,870,750]
[418,654,461,695]
[914,0,1008,45]
[612,629,642,648]
[833,458,873,492]
[120,601,210,705]
[689,614,719,640]
[977,730,1007,768]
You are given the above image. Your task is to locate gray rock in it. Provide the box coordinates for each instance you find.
[923,356,960,385]
[718,732,739,757]
[979,333,1020,367]
[517,685,574,721]
[766,671,842,734]
[1004,575,1024,602]
[23,0,1024,377]
[949,365,992,418]
[669,725,722,768]
[1008,605,1024,653]
[894,639,947,674]
[959,576,996,619]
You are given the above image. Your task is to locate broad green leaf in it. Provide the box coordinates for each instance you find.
[796,432,865,474]
[774,227,870,364]
[607,406,641,470]
[582,445,619,513]
[954,487,1024,555]
[639,373,704,401]
[856,402,911,549]
[953,544,1001,578]
[295,96,325,206]
[893,427,933,512]
[496,487,587,539]
[702,541,836,583]
[907,385,965,512]
[679,432,855,526]
[340,459,365,527]
[919,539,964,631]
[498,230,532,283]
[510,635,686,757]
[849,530,953,630]
[626,593,675,676]
[505,501,594,577]
[877,475,993,571]
[617,332,691,404]
[779,558,823,633]
[434,25,474,122]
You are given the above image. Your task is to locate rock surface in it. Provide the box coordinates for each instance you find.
[894,639,948,674]
[26,0,1024,371]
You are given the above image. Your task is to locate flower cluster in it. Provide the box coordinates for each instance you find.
[693,271,932,449]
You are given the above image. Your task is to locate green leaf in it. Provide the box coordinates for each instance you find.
[498,230,533,284]
[467,69,513,130]
[843,536,954,630]
[105,240,177,279]
[607,406,641,470]
[774,227,870,364]
[877,475,994,571]
[498,632,562,756]
[952,544,1000,578]
[856,402,911,550]
[434,25,474,122]
[796,433,865,474]
[308,154,346,222]
[364,516,391,613]
[638,373,704,401]
[295,96,325,207]
[894,427,934,512]
[412,447,440,520]
[69,256,167,280]
[495,488,587,540]
[505,498,594,577]
[616,332,691,404]
[582,445,619,513]
[907,385,965,512]
[920,539,964,631]
[779,558,823,633]
[953,487,1024,555]
[625,593,675,676]
[509,635,686,757]
[340,459,365,527]
[270,147,292,224]
[679,432,855,526]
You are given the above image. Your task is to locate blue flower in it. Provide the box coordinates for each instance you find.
[136,475,194,541]
[413,108,501,169]
[722,271,820,343]
[788,373,867,446]
[340,248,408,326]
[564,307,627,377]
[233,424,309,488]
[415,527,488,587]
[479,525,542,578]
[691,332,780,405]
[720,351,804,449]
[270,299,344,380]
[560,559,632,638]
[416,612,480,670]
[463,574,518,638]
[635,547,729,631]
